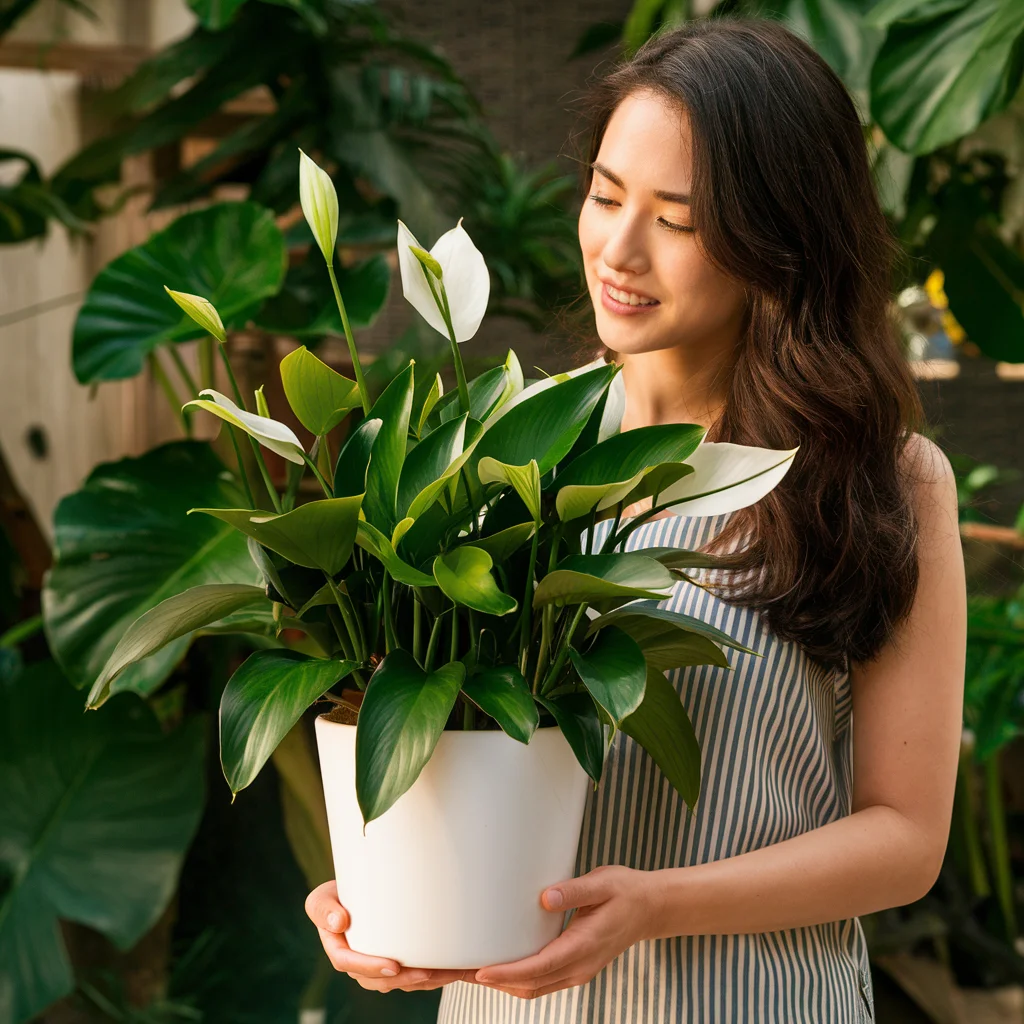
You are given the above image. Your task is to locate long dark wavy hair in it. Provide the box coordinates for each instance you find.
[567,17,923,671]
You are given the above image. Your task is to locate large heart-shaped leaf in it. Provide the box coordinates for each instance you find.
[43,441,259,697]
[462,666,538,743]
[535,692,606,783]
[88,583,270,709]
[363,363,414,532]
[569,625,647,723]
[533,554,676,609]
[355,650,464,824]
[193,494,362,575]
[0,661,205,1024]
[587,600,757,654]
[433,546,518,616]
[279,345,362,435]
[73,202,286,383]
[620,665,701,807]
[220,649,357,796]
[470,363,617,478]
[867,0,1024,154]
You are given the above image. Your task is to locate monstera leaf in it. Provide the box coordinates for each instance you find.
[72,202,286,383]
[0,660,206,1024]
[43,441,261,698]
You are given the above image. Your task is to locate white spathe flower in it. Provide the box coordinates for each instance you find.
[299,149,339,262]
[397,217,489,343]
[185,389,305,465]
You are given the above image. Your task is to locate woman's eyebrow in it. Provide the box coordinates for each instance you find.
[590,161,690,205]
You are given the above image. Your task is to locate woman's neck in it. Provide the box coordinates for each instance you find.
[619,344,734,432]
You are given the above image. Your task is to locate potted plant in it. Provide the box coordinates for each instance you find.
[84,151,797,969]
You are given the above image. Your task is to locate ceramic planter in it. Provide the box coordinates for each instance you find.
[313,716,591,969]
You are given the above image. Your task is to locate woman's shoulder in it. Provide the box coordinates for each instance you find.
[900,432,959,542]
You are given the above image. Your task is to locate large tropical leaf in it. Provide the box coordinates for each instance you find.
[43,441,260,697]
[0,661,205,1024]
[220,649,357,795]
[72,202,286,383]
[533,553,676,609]
[867,0,1024,154]
[535,692,606,783]
[355,650,464,824]
[620,665,701,807]
[569,625,648,723]
[587,600,757,654]
[462,666,538,743]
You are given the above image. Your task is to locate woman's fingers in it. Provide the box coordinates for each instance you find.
[349,969,477,992]
[304,880,349,933]
[317,927,402,979]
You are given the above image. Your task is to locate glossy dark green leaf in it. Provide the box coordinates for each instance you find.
[193,495,363,575]
[536,692,606,783]
[42,441,259,697]
[72,202,286,383]
[631,628,730,673]
[586,600,756,654]
[471,363,616,478]
[533,554,676,609]
[356,651,464,823]
[478,457,541,523]
[397,414,467,519]
[620,665,701,807]
[868,0,1024,154]
[470,522,536,563]
[220,649,357,795]
[462,666,538,743]
[433,546,517,615]
[255,253,390,337]
[569,626,647,723]
[439,364,508,423]
[356,521,435,586]
[87,583,269,709]
[0,661,205,1024]
[334,417,382,498]
[279,345,361,435]
[363,364,414,532]
[641,546,733,570]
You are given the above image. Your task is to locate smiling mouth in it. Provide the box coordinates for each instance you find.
[604,283,658,306]
[601,282,661,314]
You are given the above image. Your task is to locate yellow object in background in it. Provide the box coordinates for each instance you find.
[924,269,966,344]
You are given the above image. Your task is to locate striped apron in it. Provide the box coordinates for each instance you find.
[437,511,875,1023]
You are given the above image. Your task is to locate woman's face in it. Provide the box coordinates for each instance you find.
[578,89,748,358]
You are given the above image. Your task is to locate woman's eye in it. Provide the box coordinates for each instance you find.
[587,194,693,233]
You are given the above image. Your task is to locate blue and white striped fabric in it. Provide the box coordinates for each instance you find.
[437,511,875,1023]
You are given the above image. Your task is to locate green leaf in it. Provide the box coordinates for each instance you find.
[415,372,443,437]
[87,583,269,709]
[42,441,259,697]
[280,345,361,435]
[533,554,676,610]
[433,546,518,616]
[536,692,606,783]
[363,363,414,532]
[397,414,467,520]
[470,522,536,563]
[462,666,538,743]
[188,0,248,30]
[620,665,701,807]
[192,495,362,575]
[868,0,1024,154]
[0,661,205,1024]
[630,628,730,673]
[73,202,286,383]
[641,546,733,570]
[440,365,508,423]
[478,457,541,523]
[586,600,757,654]
[471,363,617,478]
[356,521,435,587]
[220,649,357,795]
[569,626,647,723]
[356,650,465,824]
[333,417,381,498]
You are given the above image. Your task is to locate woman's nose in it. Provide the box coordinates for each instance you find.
[601,213,650,276]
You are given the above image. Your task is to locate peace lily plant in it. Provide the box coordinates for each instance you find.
[84,151,795,962]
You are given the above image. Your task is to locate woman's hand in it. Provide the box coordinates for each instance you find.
[305,880,477,992]
[473,865,657,999]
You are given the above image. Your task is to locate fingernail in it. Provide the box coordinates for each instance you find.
[326,912,342,931]
[476,972,492,983]
[546,888,564,909]
[380,968,398,978]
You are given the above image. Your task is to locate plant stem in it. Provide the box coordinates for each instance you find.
[413,597,423,666]
[984,752,1017,943]
[327,578,365,664]
[148,352,190,435]
[382,574,396,654]
[601,502,625,554]
[424,610,445,673]
[198,335,215,391]
[250,438,283,513]
[541,603,588,695]
[463,697,475,731]
[957,743,990,899]
[326,604,356,663]
[227,427,256,508]
[326,261,371,416]
[167,344,199,398]
[449,602,459,663]
[520,529,540,678]
[426,272,470,415]
[217,343,248,410]
[302,452,332,499]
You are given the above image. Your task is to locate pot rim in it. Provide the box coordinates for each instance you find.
[314,713,562,736]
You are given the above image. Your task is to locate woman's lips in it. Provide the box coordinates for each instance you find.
[600,282,661,316]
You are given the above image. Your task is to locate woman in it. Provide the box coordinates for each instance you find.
[304,16,966,1022]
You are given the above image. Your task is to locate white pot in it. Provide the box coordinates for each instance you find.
[313,718,591,969]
